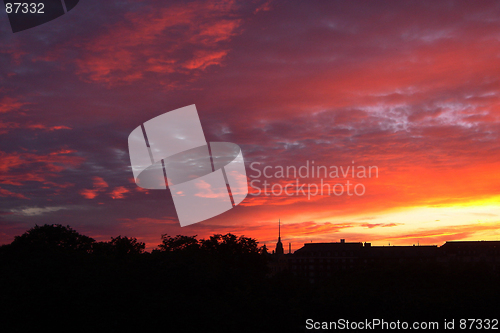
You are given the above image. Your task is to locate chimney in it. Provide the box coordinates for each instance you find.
[340,239,345,243]
[289,243,291,254]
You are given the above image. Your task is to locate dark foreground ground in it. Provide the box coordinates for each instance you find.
[0,225,498,332]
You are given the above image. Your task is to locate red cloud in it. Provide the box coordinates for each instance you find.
[184,50,230,70]
[360,223,401,229]
[92,177,109,189]
[0,149,84,187]
[0,149,82,200]
[79,189,99,199]
[79,177,109,199]
[74,1,245,85]
[0,96,71,134]
[0,97,27,113]
[0,188,28,200]
[25,124,72,131]
[109,186,130,199]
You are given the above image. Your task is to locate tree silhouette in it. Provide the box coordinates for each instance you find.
[200,233,261,255]
[157,234,200,252]
[5,224,95,254]
[93,235,145,256]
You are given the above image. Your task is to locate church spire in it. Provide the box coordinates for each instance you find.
[275,219,284,255]
[278,219,281,240]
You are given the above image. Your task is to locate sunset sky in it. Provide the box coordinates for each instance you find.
[1,0,500,251]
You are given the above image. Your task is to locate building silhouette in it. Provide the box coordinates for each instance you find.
[270,227,500,282]
[439,241,500,266]
[269,220,288,275]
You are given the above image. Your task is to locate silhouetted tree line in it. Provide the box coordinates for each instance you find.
[0,224,289,332]
[0,224,499,332]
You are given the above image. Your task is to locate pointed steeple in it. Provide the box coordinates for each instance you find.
[278,219,281,240]
[275,219,284,255]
